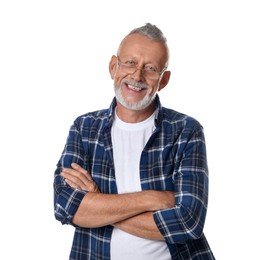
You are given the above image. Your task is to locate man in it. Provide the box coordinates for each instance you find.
[54,23,215,259]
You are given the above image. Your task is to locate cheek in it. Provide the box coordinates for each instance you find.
[113,75,123,88]
[148,83,159,95]
[113,71,125,85]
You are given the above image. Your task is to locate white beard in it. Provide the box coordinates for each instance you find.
[114,85,156,111]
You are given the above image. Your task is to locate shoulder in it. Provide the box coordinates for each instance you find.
[73,98,116,128]
[76,108,109,121]
[161,106,203,131]
[72,108,111,130]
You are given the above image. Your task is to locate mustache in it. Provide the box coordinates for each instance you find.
[121,79,149,90]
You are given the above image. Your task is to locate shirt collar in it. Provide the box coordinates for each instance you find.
[107,95,163,128]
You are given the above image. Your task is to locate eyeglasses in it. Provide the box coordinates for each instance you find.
[117,56,167,80]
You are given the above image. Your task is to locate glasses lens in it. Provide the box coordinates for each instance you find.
[118,59,161,80]
[144,70,158,80]
[118,62,134,74]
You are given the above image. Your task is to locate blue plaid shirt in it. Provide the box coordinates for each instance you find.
[54,96,215,259]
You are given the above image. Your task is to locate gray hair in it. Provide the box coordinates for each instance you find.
[125,23,170,65]
[128,23,167,44]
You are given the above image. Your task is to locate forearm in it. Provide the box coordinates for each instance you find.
[72,190,172,228]
[60,164,175,229]
[113,212,164,240]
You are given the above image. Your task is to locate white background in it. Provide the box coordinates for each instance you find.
[0,1,270,259]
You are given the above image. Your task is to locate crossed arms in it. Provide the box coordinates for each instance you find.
[60,163,175,240]
[54,120,209,244]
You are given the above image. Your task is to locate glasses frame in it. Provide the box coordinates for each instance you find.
[117,56,167,80]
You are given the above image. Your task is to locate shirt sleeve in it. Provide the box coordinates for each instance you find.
[53,120,88,225]
[153,126,209,244]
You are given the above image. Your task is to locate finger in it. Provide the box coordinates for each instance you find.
[60,165,98,192]
[62,166,91,184]
[86,179,99,192]
[64,174,99,192]
[61,169,96,191]
[71,163,91,180]
[64,178,80,189]
[61,171,85,188]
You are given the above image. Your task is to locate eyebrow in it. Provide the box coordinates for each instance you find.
[120,56,160,67]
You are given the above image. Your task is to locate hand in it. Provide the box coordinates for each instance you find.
[60,163,99,193]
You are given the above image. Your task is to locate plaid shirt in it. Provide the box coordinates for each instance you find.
[54,96,215,260]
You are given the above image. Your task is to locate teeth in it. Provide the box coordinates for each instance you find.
[128,84,142,91]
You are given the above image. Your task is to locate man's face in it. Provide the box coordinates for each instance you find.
[110,33,168,111]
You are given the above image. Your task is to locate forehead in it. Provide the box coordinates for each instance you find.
[118,33,167,62]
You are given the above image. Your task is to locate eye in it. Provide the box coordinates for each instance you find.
[125,60,137,67]
[144,65,157,73]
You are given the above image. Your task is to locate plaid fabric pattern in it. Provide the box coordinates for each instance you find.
[54,96,215,259]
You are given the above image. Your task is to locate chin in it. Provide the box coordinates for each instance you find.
[114,84,156,110]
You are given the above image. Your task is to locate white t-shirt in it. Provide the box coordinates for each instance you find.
[110,110,171,260]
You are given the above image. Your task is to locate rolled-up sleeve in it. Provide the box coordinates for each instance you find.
[54,174,87,225]
[153,126,209,244]
[53,120,88,225]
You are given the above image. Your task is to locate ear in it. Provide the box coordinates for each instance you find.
[158,70,171,91]
[109,55,118,79]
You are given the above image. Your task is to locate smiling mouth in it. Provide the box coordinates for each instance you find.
[127,84,147,92]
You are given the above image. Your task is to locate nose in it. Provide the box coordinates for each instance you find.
[131,67,145,81]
